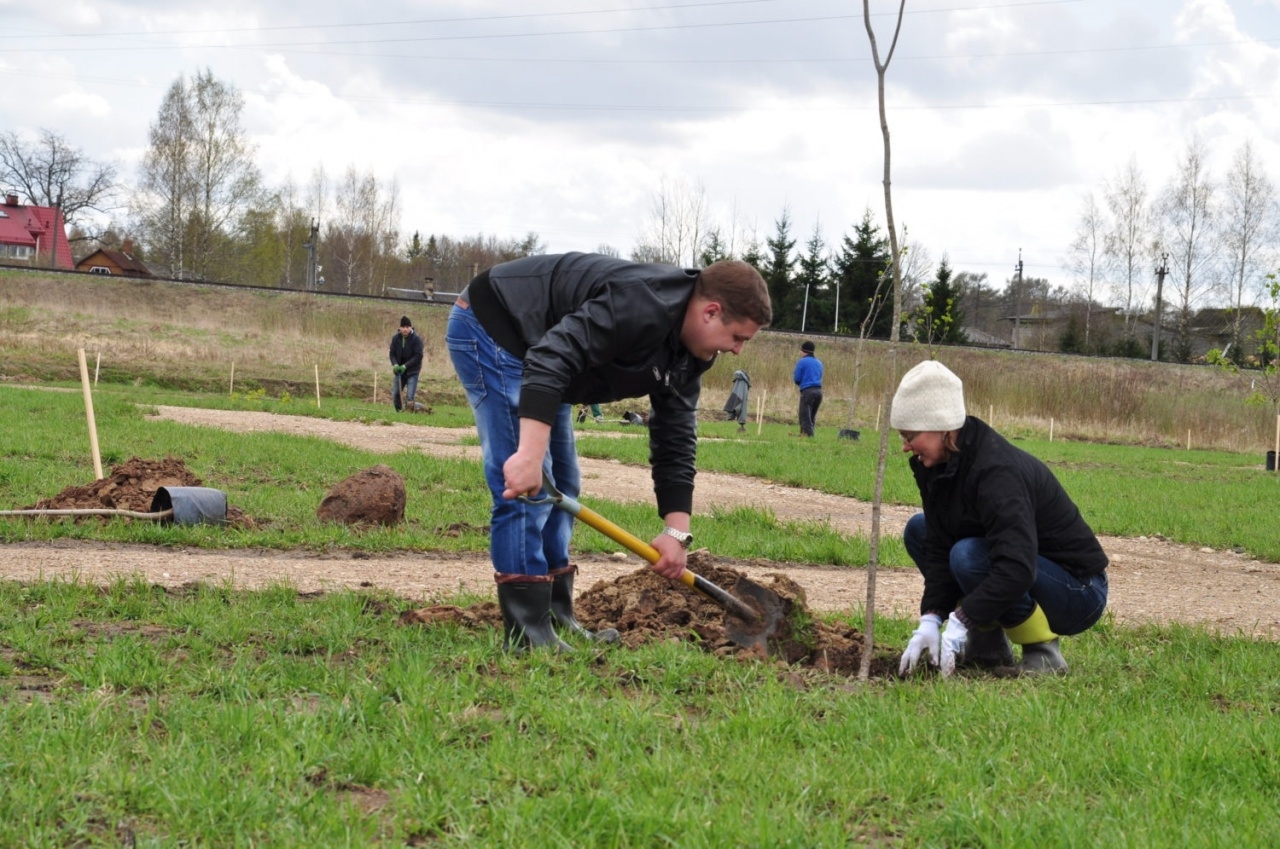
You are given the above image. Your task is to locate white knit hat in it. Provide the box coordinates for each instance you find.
[890,360,966,431]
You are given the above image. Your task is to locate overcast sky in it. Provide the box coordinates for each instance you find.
[4,0,1278,291]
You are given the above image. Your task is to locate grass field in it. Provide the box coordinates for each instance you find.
[3,269,1280,846]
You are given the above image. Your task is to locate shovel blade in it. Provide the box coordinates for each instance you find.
[722,575,788,653]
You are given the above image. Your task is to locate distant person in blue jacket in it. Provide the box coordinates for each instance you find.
[793,340,824,436]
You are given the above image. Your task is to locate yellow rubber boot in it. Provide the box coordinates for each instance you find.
[1004,605,1068,675]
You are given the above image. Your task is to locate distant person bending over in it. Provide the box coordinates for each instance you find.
[793,340,824,436]
[389,316,424,412]
[447,252,772,652]
[723,369,751,432]
[893,360,1109,677]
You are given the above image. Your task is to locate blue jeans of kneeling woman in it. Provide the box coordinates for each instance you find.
[446,302,579,577]
[903,513,1108,634]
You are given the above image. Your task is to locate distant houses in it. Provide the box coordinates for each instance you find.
[0,193,74,269]
[75,240,153,278]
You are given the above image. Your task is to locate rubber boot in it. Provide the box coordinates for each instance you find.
[961,627,1015,669]
[549,565,619,644]
[1020,638,1068,674]
[495,575,574,653]
[1005,604,1068,675]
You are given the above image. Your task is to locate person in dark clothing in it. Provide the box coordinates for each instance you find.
[793,340,823,436]
[446,252,771,652]
[389,316,425,412]
[723,369,751,431]
[892,360,1109,676]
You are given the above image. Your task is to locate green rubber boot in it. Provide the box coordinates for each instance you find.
[549,565,619,644]
[495,576,574,654]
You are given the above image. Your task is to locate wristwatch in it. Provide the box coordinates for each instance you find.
[661,527,694,549]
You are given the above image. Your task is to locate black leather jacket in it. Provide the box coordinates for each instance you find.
[389,330,424,375]
[467,252,714,516]
[910,416,1109,625]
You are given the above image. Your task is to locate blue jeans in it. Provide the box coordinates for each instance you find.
[446,303,579,577]
[393,372,419,410]
[903,513,1108,635]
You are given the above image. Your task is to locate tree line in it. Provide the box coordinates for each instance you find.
[3,69,1277,362]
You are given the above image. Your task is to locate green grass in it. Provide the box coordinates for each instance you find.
[5,336,1280,842]
[1,580,1277,846]
[6,383,1280,563]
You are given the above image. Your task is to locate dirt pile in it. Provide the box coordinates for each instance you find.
[28,456,251,527]
[404,551,899,677]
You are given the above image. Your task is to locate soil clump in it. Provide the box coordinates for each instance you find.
[405,551,899,678]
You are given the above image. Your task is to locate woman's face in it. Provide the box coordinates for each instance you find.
[899,430,949,468]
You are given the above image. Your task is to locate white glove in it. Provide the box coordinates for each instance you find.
[940,611,970,677]
[899,613,943,675]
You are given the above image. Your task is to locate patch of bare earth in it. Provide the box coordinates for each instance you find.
[0,407,1274,660]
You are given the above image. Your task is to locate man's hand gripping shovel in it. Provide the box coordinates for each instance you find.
[519,472,786,653]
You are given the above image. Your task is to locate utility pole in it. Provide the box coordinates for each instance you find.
[1012,249,1024,349]
[833,277,840,333]
[302,219,320,291]
[49,191,63,269]
[1151,253,1169,362]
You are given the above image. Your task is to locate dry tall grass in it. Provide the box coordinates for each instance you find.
[1,269,1268,453]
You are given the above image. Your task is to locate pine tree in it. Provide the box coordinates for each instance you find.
[833,210,893,338]
[915,258,967,345]
[794,224,831,332]
[762,208,799,329]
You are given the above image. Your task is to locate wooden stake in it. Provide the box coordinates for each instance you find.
[756,389,766,435]
[373,371,378,404]
[229,362,235,396]
[1049,418,1054,442]
[988,404,993,424]
[1187,429,1191,451]
[875,404,881,430]
[78,349,103,480]
[314,364,321,409]
[94,351,101,386]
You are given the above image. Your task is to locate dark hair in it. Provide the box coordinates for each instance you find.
[400,316,412,327]
[697,260,772,326]
[801,341,815,353]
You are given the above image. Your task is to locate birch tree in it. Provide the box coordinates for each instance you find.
[1220,140,1278,361]
[1158,136,1219,362]
[1067,191,1109,350]
[136,69,264,279]
[1103,158,1153,339]
[632,176,709,266]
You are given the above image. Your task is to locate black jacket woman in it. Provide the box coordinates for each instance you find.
[892,360,1109,676]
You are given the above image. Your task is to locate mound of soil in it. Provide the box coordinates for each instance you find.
[403,551,900,678]
[29,456,251,527]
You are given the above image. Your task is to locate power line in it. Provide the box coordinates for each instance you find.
[0,0,1080,41]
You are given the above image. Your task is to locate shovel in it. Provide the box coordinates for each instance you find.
[519,472,786,652]
[0,486,228,526]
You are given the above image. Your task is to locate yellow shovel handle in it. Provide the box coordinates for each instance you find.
[574,504,753,621]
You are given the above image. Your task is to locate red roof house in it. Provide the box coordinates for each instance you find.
[0,193,74,270]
